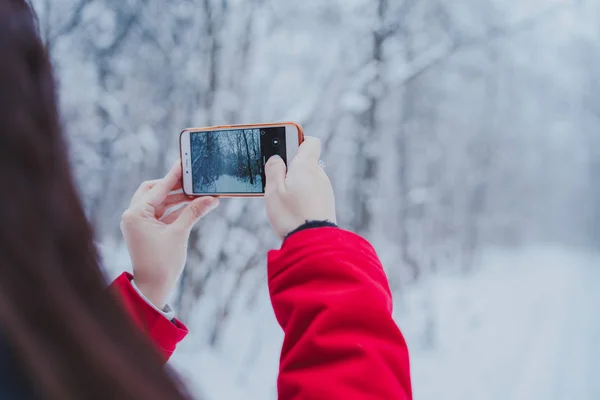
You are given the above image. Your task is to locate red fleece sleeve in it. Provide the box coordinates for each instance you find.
[268,228,412,400]
[110,272,188,361]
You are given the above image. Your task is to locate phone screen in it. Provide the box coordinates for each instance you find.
[189,127,287,194]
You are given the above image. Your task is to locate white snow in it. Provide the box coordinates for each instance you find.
[201,175,263,193]
[400,246,600,400]
[168,245,600,400]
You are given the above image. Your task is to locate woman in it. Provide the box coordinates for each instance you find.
[0,0,412,399]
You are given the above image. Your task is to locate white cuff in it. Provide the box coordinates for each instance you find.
[130,280,176,320]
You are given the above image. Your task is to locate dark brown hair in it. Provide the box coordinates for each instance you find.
[0,1,189,398]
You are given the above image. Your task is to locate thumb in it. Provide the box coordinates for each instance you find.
[265,155,287,197]
[173,197,219,233]
[295,136,321,165]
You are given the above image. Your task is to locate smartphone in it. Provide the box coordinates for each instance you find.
[180,122,304,197]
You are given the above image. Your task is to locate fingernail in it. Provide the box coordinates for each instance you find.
[267,155,282,166]
[208,197,220,210]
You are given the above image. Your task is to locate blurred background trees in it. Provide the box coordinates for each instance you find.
[32,0,591,323]
[31,0,599,397]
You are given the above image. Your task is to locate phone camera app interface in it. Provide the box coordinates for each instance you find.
[190,127,287,194]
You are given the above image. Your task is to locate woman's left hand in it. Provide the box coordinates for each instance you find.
[121,161,219,309]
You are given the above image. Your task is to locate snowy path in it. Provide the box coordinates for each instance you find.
[550,255,600,400]
[169,246,600,400]
[403,246,600,400]
[199,174,262,193]
[510,251,600,400]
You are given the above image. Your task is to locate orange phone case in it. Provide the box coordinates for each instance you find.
[179,122,305,198]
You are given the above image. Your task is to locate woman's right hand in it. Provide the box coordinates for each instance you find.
[264,136,337,239]
[121,162,219,309]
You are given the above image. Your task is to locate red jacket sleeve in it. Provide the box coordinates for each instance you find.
[268,227,412,400]
[110,272,188,361]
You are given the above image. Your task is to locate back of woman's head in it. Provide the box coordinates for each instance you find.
[0,1,188,398]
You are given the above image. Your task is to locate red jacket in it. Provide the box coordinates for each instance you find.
[110,272,188,360]
[112,227,412,399]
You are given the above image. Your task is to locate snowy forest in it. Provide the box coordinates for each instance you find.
[31,0,600,398]
[190,129,262,193]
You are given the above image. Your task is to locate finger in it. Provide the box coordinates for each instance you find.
[144,161,183,208]
[264,155,287,198]
[155,191,196,217]
[130,179,161,206]
[160,207,186,224]
[173,197,219,233]
[162,193,195,208]
[158,201,190,223]
[294,136,321,165]
[169,184,184,194]
[134,178,183,204]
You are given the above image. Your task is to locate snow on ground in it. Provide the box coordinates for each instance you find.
[200,174,263,193]
[398,246,600,400]
[169,245,600,400]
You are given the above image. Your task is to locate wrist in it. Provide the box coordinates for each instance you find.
[285,220,338,240]
[132,276,173,309]
[130,279,176,320]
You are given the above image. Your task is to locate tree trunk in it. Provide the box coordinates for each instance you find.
[242,131,254,185]
[396,21,421,281]
[352,0,387,236]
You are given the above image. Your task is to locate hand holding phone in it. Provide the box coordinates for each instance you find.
[180,122,304,197]
[121,162,219,308]
[264,137,337,239]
